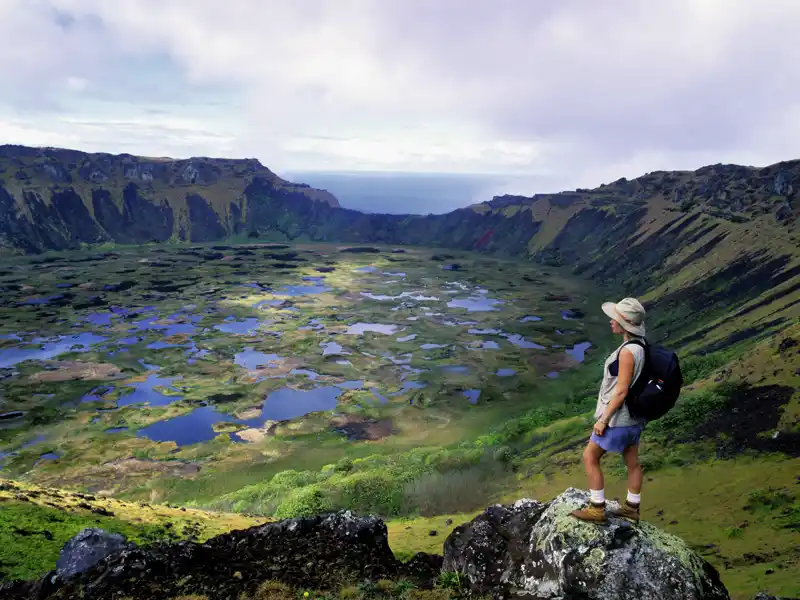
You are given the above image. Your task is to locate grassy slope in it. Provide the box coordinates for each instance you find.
[0,478,263,581]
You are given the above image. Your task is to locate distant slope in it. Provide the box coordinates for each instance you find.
[0,145,339,253]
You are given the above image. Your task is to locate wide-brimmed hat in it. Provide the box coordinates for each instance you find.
[602,297,646,337]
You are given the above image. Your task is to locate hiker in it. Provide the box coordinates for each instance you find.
[571,297,647,524]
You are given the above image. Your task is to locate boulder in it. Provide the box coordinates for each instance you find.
[55,528,131,579]
[443,488,730,600]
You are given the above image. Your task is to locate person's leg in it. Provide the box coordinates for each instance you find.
[623,444,643,497]
[609,444,642,522]
[571,441,607,522]
[584,440,606,493]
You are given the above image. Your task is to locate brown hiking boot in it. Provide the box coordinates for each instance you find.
[570,502,607,523]
[610,501,640,523]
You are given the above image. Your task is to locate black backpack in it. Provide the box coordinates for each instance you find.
[620,339,683,421]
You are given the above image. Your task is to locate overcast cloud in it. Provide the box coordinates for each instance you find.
[0,0,799,193]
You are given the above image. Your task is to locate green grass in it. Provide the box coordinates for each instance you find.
[0,500,173,581]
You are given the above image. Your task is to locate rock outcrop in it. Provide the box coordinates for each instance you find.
[0,511,441,600]
[1,490,742,600]
[442,488,730,600]
[55,528,131,579]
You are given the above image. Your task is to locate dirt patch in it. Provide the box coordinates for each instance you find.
[330,415,396,441]
[237,357,303,383]
[691,385,799,457]
[233,422,279,443]
[29,361,123,383]
[235,406,263,420]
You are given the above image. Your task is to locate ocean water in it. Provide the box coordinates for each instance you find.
[283,171,550,215]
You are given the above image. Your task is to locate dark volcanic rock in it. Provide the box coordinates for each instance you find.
[443,488,730,600]
[0,512,421,600]
[56,528,131,579]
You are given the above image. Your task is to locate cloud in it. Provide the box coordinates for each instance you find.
[0,0,799,192]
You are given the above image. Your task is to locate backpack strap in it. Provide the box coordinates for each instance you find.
[619,339,648,395]
[616,338,646,359]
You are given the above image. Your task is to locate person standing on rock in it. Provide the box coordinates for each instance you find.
[571,297,647,524]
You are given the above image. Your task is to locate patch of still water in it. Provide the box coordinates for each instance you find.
[137,386,343,446]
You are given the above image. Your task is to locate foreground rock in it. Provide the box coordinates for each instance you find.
[55,528,131,579]
[0,511,441,600]
[0,489,746,600]
[443,488,730,600]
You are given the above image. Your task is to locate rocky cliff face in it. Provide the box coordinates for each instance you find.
[0,145,339,253]
[1,489,743,600]
[3,146,796,260]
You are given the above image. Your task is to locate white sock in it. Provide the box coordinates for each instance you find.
[627,491,641,505]
[590,489,605,505]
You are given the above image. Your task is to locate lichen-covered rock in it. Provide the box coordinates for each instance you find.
[751,593,800,600]
[55,528,131,579]
[443,488,730,600]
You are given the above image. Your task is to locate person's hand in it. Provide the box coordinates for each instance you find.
[593,420,607,436]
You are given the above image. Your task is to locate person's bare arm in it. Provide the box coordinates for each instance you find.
[593,347,635,436]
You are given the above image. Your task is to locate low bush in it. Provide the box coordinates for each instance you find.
[680,352,729,384]
[402,466,498,517]
[274,486,333,520]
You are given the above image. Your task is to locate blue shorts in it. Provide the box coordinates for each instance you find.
[591,423,644,453]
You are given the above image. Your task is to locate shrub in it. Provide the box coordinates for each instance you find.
[243,581,295,600]
[339,586,360,600]
[725,527,744,539]
[744,488,795,513]
[436,571,463,591]
[329,471,404,516]
[649,385,729,433]
[274,486,333,519]
[402,466,497,517]
[680,353,729,384]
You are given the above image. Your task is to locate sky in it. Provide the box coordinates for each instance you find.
[1,0,799,196]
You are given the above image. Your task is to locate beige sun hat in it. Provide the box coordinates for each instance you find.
[602,297,646,337]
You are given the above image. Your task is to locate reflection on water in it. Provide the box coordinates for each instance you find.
[463,389,481,404]
[345,323,399,335]
[501,334,545,349]
[214,317,262,335]
[119,374,183,407]
[566,341,593,362]
[447,297,504,312]
[235,349,283,370]
[276,284,332,296]
[137,386,343,446]
[0,333,107,368]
